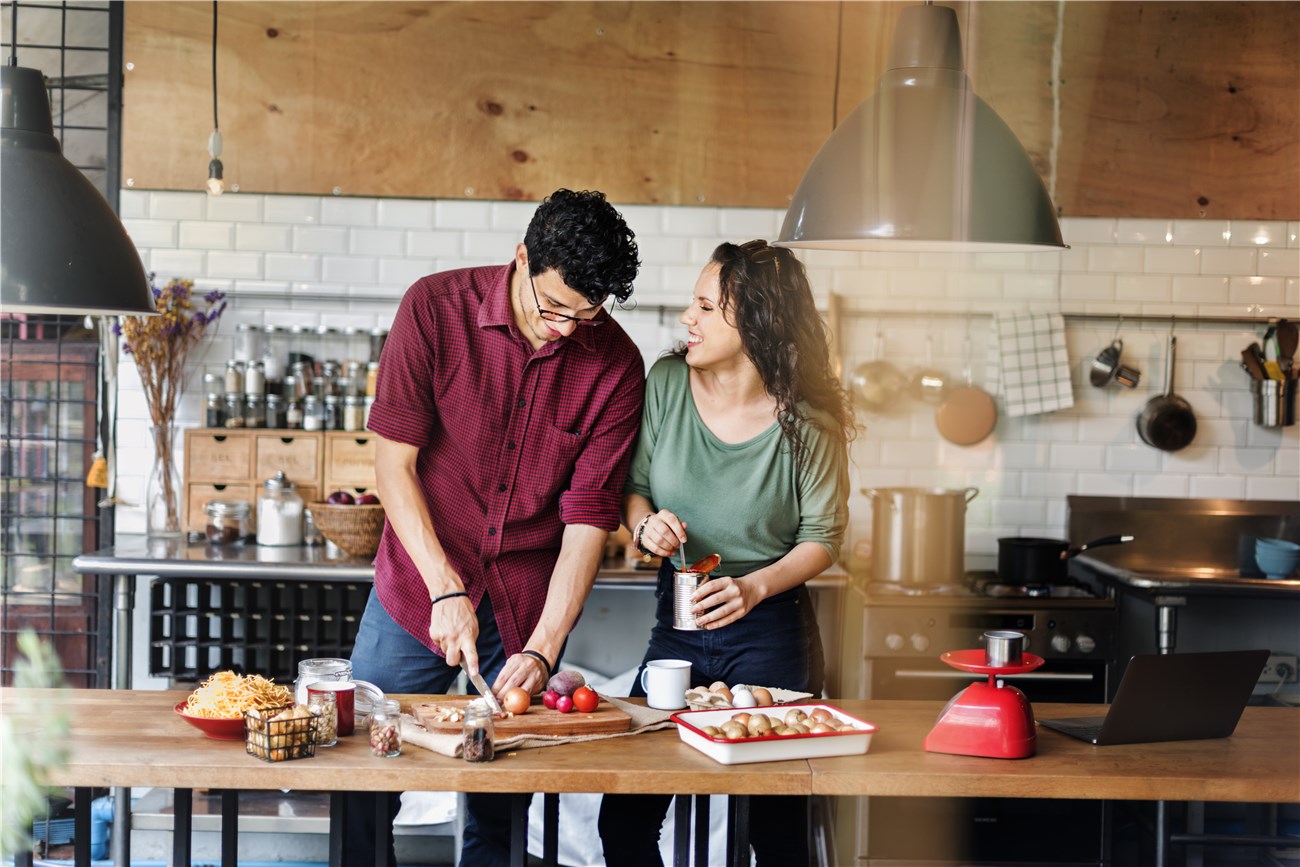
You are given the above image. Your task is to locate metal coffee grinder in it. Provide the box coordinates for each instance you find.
[923,630,1043,759]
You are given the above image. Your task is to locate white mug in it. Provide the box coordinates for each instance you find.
[640,659,691,710]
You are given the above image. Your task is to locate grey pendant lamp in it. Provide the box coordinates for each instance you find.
[777,2,1066,252]
[1,4,155,315]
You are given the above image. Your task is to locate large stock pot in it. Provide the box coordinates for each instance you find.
[863,487,978,587]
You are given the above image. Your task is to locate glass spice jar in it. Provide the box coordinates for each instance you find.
[365,361,379,398]
[462,699,495,763]
[343,395,364,432]
[265,393,285,429]
[224,359,245,394]
[244,360,267,396]
[285,396,303,430]
[308,691,339,747]
[223,392,245,428]
[302,395,323,431]
[205,389,225,429]
[323,394,342,431]
[204,500,252,545]
[369,699,402,758]
[244,393,266,429]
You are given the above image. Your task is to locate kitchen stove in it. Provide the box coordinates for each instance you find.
[850,570,1118,865]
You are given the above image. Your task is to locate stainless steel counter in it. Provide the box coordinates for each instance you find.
[72,536,848,588]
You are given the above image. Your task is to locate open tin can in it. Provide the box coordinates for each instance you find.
[673,570,706,630]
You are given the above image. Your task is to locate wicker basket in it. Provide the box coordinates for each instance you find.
[307,502,386,556]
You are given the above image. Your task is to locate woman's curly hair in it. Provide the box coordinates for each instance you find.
[697,240,855,465]
[523,189,640,306]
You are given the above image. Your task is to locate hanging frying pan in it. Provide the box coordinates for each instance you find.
[1136,334,1197,451]
[935,331,996,446]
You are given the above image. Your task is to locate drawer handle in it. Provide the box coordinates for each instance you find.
[354,438,369,446]
[213,435,227,443]
[281,437,295,445]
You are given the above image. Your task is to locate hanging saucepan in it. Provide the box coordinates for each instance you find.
[1136,334,1197,451]
[997,535,1133,585]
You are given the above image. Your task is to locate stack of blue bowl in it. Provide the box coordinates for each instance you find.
[1255,538,1300,580]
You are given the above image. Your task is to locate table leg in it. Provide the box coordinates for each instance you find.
[726,795,750,867]
[171,789,192,867]
[220,790,238,866]
[74,787,91,867]
[509,793,529,867]
[673,795,691,866]
[374,793,394,867]
[542,793,559,867]
[328,791,348,867]
[1155,799,1170,867]
[693,795,710,867]
[113,786,131,865]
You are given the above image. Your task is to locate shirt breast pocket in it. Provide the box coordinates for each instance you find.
[529,423,588,502]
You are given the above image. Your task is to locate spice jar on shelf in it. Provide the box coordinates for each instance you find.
[462,699,495,763]
[369,699,402,757]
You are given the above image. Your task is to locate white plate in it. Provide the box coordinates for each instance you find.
[671,703,877,765]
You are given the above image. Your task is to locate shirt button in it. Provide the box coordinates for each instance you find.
[517,398,526,408]
[497,484,506,493]
[507,442,516,450]
[487,528,497,536]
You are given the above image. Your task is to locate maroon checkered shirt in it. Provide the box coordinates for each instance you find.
[366,262,645,658]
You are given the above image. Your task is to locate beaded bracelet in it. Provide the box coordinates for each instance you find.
[632,514,654,558]
[520,649,552,679]
[431,590,469,606]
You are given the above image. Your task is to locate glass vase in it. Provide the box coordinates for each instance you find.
[146,423,183,537]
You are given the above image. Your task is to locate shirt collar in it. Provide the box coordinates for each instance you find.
[477,261,600,352]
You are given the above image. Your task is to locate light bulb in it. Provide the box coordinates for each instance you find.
[207,157,224,196]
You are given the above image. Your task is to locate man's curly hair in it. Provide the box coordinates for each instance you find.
[523,189,640,306]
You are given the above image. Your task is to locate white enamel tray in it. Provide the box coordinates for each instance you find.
[671,703,877,765]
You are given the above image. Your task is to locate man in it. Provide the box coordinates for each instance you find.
[348,189,645,864]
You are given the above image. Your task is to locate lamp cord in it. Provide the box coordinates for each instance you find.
[9,0,18,66]
[830,1,843,130]
[211,1,219,131]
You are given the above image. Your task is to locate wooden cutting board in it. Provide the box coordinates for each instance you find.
[411,697,632,737]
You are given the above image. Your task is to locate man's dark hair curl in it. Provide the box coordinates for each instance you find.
[523,189,640,306]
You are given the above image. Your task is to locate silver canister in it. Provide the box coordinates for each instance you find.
[672,570,705,631]
[984,631,1025,667]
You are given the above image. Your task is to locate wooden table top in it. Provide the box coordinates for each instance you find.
[4,689,1296,804]
[813,701,1300,804]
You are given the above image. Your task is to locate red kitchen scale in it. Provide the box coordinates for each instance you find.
[923,648,1044,759]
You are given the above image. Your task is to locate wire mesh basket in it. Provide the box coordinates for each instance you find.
[244,704,318,762]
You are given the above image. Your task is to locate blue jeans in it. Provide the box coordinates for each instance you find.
[597,561,824,867]
[346,588,518,867]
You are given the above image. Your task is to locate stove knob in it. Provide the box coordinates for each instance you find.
[1075,634,1097,654]
[1050,634,1072,654]
[884,632,905,652]
[910,633,931,653]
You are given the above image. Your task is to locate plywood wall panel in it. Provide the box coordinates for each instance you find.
[122,1,1298,218]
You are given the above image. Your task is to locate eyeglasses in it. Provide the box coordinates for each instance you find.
[528,272,606,326]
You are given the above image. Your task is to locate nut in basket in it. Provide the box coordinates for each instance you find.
[306,502,386,557]
[245,704,318,762]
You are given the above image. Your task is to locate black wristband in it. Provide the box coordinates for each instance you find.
[431,590,469,606]
[521,649,551,678]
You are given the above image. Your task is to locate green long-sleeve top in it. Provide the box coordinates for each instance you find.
[625,355,849,577]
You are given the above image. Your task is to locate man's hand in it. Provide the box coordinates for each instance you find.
[429,595,480,672]
[492,652,551,696]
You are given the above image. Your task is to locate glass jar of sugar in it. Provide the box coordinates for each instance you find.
[256,471,304,546]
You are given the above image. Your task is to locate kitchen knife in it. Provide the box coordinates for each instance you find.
[462,661,504,714]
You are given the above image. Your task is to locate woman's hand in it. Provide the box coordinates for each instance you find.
[637,509,688,558]
[692,575,761,629]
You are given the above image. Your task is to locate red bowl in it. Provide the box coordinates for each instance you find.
[174,701,246,740]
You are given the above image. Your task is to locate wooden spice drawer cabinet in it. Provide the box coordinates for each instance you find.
[181,429,376,532]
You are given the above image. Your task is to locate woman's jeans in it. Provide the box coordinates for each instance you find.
[598,561,825,867]
[346,588,520,867]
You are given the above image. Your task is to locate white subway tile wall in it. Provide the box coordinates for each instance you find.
[116,193,1299,555]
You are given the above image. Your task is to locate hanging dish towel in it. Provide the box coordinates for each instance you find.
[986,313,1074,417]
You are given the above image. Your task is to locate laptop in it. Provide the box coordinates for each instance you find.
[1038,649,1269,745]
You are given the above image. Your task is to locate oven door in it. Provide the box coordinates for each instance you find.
[860,657,1109,865]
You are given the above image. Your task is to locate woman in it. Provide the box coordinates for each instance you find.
[598,240,853,866]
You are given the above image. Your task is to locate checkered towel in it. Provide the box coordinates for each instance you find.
[985,313,1074,417]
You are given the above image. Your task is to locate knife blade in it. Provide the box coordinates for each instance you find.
[462,661,504,714]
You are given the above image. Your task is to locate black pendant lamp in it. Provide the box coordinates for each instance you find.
[777,3,1066,253]
[1,4,154,315]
